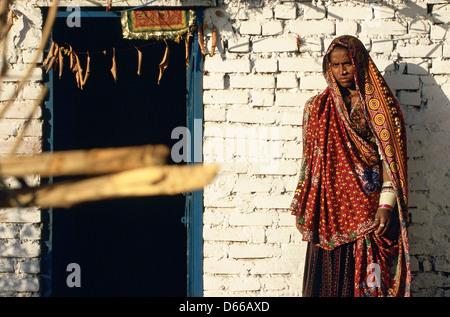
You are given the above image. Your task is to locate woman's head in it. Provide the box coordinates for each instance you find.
[328,45,355,89]
[323,36,369,92]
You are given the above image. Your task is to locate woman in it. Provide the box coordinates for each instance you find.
[290,35,411,297]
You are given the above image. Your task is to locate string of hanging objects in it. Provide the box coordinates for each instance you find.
[42,40,172,89]
[41,24,217,89]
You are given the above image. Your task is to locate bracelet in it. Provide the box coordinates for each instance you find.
[381,181,393,188]
[381,186,395,193]
[379,185,396,212]
[378,204,394,211]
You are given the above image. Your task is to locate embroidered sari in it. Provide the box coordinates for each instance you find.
[290,36,411,297]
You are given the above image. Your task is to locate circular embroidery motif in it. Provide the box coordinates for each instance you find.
[365,83,374,95]
[374,113,385,126]
[369,155,378,164]
[359,68,367,79]
[385,145,395,157]
[368,98,380,110]
[390,161,399,173]
[380,129,390,141]
[357,51,365,62]
[397,178,404,189]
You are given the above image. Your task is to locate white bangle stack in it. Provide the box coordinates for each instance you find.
[379,181,396,211]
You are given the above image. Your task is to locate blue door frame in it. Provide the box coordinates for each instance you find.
[42,9,204,297]
[186,13,204,296]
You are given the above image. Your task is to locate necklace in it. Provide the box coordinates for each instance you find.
[343,90,359,111]
[348,90,358,98]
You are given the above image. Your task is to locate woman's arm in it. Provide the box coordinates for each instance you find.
[374,162,397,236]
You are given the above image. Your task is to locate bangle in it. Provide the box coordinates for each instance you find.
[381,186,395,193]
[378,204,394,211]
[379,186,396,212]
[382,181,393,188]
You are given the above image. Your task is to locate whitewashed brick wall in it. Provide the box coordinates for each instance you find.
[0,1,43,296]
[202,0,450,297]
[1,0,449,297]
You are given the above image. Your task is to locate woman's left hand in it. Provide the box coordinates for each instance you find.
[295,217,305,235]
[374,208,391,236]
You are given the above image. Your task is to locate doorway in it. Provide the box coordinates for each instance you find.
[46,14,188,296]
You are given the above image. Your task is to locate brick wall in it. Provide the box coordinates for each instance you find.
[0,0,449,297]
[202,0,450,297]
[0,1,43,296]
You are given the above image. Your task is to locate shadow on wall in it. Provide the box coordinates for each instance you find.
[382,61,450,296]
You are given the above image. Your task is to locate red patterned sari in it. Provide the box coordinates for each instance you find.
[290,36,411,297]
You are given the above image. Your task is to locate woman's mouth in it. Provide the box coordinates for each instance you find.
[339,78,354,85]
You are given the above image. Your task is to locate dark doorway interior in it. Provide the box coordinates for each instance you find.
[48,16,187,296]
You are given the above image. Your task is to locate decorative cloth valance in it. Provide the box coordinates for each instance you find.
[121,9,196,41]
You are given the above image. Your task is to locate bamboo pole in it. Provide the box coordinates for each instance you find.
[0,144,170,177]
[0,164,218,209]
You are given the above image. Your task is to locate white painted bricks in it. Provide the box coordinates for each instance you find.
[327,5,372,20]
[302,4,326,20]
[254,59,278,73]
[278,58,321,73]
[205,57,251,73]
[203,90,249,104]
[290,20,335,35]
[361,21,407,36]
[252,37,298,53]
[1,68,42,82]
[230,74,275,89]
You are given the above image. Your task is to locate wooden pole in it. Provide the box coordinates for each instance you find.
[0,164,218,209]
[0,144,170,177]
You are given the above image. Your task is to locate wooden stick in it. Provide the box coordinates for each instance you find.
[0,144,170,177]
[0,164,218,209]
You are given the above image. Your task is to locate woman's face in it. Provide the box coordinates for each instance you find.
[329,47,355,89]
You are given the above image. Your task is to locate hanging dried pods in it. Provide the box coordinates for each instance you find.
[158,40,170,85]
[135,46,142,76]
[198,23,206,55]
[58,46,64,78]
[81,51,90,87]
[110,47,117,83]
[42,40,55,68]
[45,42,59,74]
[185,32,190,68]
[74,52,83,88]
[210,24,217,57]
